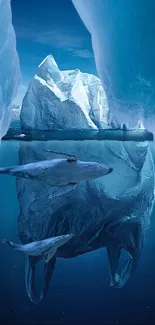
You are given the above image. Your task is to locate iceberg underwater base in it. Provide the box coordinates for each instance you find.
[0,135,154,304]
[0,138,154,324]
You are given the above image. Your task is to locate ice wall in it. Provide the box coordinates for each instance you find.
[0,0,20,138]
[72,0,155,132]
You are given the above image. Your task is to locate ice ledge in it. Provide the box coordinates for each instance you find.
[2,128,153,142]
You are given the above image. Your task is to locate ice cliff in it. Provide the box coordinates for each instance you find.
[0,0,20,138]
[20,55,114,130]
[72,0,155,132]
[15,56,155,303]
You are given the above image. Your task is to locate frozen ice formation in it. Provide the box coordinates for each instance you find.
[16,137,154,303]
[0,0,20,138]
[72,0,155,132]
[20,55,114,130]
[10,106,21,129]
[14,54,155,302]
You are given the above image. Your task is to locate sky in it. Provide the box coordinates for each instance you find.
[11,0,97,104]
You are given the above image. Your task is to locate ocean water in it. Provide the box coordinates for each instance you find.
[0,140,155,325]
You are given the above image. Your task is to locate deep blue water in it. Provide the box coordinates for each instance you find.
[0,141,155,325]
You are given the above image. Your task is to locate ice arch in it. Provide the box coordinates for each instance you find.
[72,0,155,132]
[0,0,20,139]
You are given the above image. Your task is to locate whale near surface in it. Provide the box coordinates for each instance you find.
[0,158,113,198]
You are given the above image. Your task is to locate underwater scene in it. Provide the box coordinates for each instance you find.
[1,0,155,324]
[0,139,155,325]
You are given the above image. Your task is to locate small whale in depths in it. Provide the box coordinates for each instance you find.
[0,157,113,198]
[0,234,74,263]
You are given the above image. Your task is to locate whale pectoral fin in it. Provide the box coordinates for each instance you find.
[44,233,73,263]
[25,255,56,304]
[48,183,77,199]
[45,247,57,263]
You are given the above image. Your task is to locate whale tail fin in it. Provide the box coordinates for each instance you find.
[0,166,15,175]
[0,165,24,177]
[0,239,21,249]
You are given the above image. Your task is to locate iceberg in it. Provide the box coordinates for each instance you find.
[11,55,153,142]
[20,55,113,130]
[10,105,21,129]
[0,0,154,307]
[72,0,155,132]
[12,59,154,302]
[0,0,20,138]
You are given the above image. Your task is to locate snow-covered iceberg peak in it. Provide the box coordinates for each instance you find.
[20,54,111,130]
[0,0,20,138]
[37,55,63,83]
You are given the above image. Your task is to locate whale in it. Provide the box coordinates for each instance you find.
[0,157,113,198]
[0,234,74,262]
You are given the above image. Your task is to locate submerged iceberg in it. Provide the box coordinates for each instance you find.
[16,140,154,304]
[0,0,20,138]
[20,55,114,130]
[14,61,155,302]
[72,0,155,132]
